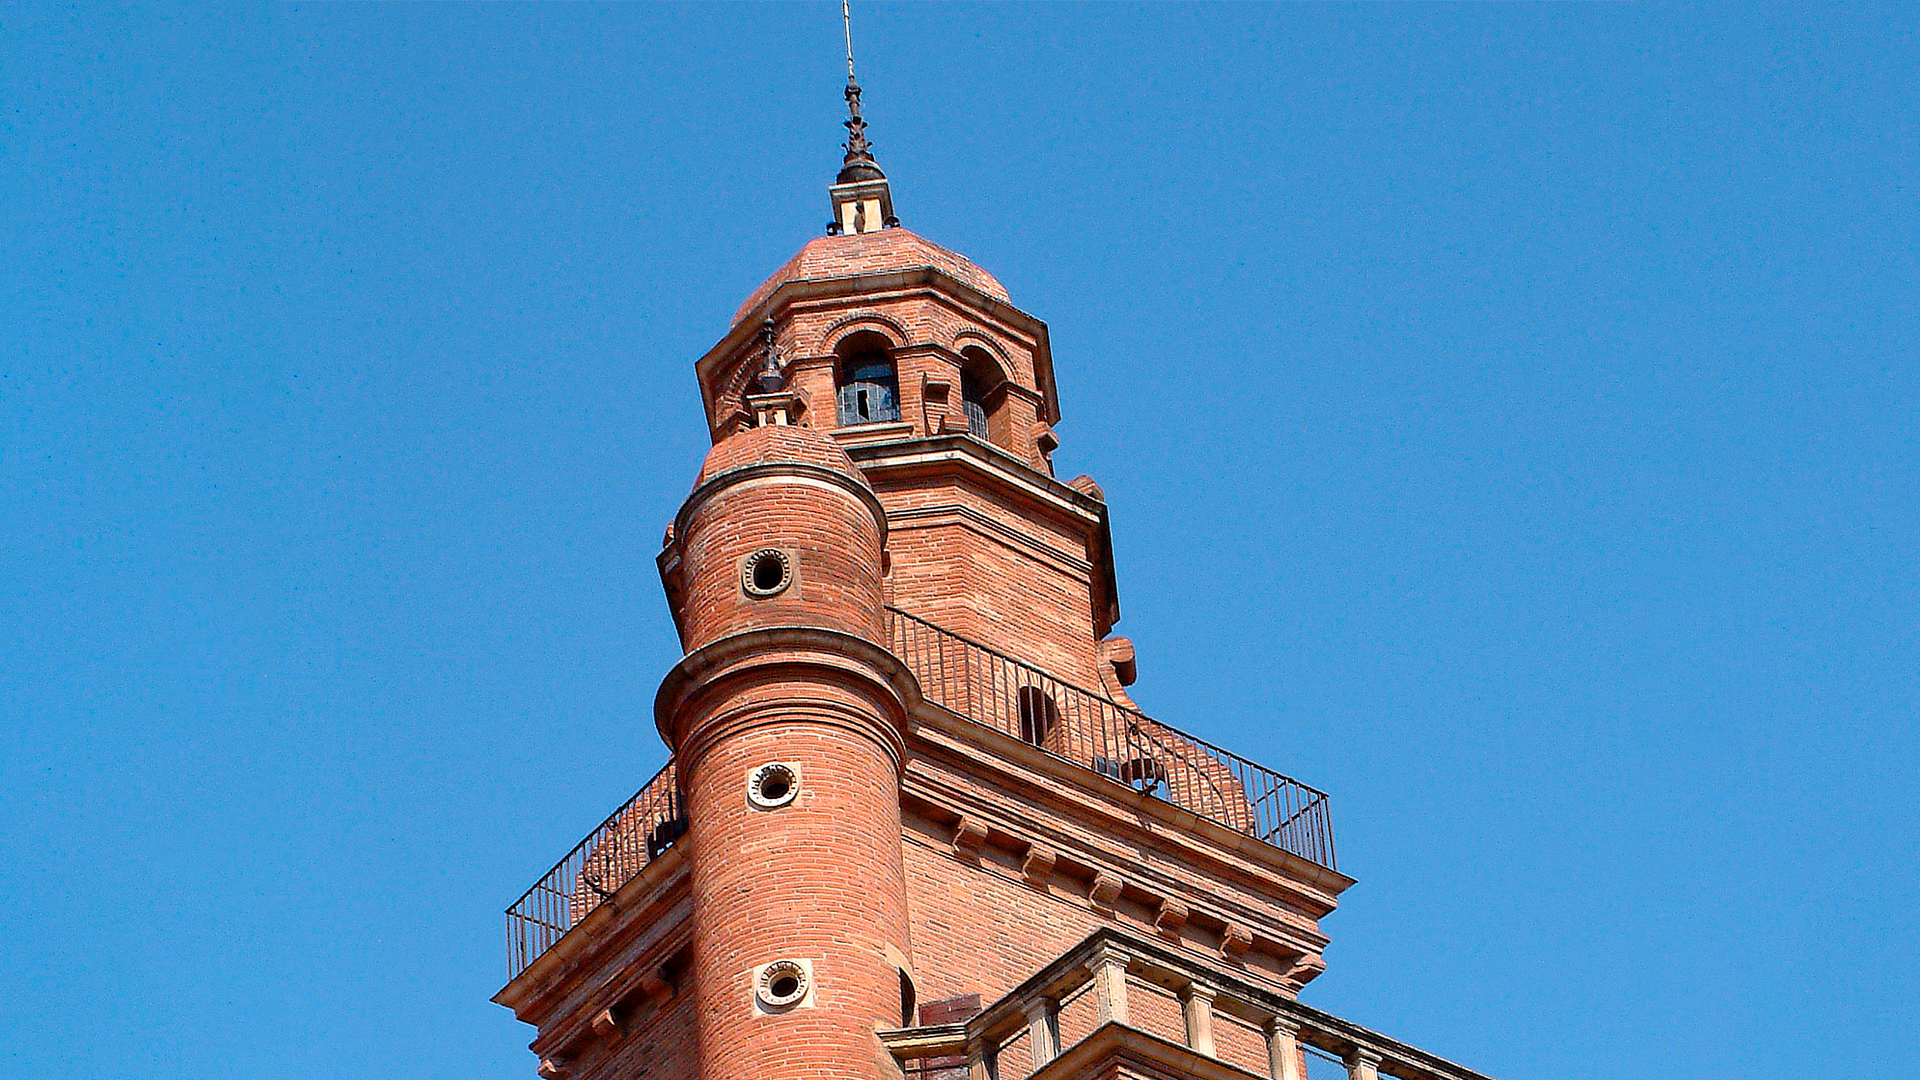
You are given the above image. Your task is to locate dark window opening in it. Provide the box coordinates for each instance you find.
[961,371,989,439]
[742,549,792,598]
[898,968,917,1028]
[1119,757,1169,795]
[757,769,791,803]
[752,554,785,592]
[646,816,688,859]
[836,333,901,426]
[1017,687,1059,746]
[958,346,1005,444]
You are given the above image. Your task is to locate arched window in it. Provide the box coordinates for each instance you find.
[898,967,917,1028]
[1016,686,1059,746]
[835,331,901,427]
[959,346,1004,443]
[960,371,990,439]
[1118,757,1169,796]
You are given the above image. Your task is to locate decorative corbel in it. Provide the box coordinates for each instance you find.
[1020,846,1056,888]
[951,816,989,858]
[1220,923,1253,961]
[591,1007,623,1037]
[1087,871,1122,914]
[640,968,674,1002]
[1153,898,1189,938]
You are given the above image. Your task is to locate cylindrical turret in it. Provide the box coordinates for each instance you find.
[670,424,888,652]
[656,421,915,1080]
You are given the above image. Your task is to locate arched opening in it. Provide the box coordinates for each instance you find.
[835,331,901,427]
[1016,686,1059,747]
[898,967,917,1028]
[958,346,1006,443]
[1118,757,1169,796]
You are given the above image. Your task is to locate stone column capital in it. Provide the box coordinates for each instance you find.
[1180,980,1218,1004]
[1262,1014,1302,1037]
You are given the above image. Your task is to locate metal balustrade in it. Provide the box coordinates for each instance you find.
[505,613,1336,980]
[504,760,684,979]
[886,607,1336,871]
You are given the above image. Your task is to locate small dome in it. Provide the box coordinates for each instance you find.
[733,228,1011,327]
[695,423,871,490]
[836,159,887,184]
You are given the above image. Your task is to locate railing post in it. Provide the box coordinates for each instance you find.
[1345,1048,1382,1080]
[1089,943,1130,1027]
[1024,997,1060,1066]
[1262,1016,1305,1080]
[1179,981,1217,1057]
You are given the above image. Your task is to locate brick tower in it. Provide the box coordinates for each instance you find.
[497,72,1502,1080]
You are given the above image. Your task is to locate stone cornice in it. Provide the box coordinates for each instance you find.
[884,928,1501,1080]
[493,845,690,1028]
[908,702,1352,898]
[884,503,1095,581]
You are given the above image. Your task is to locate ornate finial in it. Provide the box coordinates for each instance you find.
[837,0,885,185]
[842,80,877,173]
[826,0,897,235]
[751,319,787,394]
[743,319,802,427]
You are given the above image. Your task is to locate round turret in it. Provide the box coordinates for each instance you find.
[655,420,917,1080]
[666,423,887,655]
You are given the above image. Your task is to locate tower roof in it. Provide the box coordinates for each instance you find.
[694,420,870,488]
[732,227,1011,327]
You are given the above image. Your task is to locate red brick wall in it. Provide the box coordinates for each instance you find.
[679,675,913,1080]
[665,418,915,1080]
[900,824,1106,1007]
[877,480,1104,690]
[564,231,1343,1080]
[671,430,885,655]
[568,990,697,1080]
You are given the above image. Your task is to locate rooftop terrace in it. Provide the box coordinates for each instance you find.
[504,609,1336,981]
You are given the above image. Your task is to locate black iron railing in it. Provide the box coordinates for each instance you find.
[887,607,1336,871]
[504,760,685,979]
[504,615,1335,981]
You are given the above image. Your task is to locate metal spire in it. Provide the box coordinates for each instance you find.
[837,0,884,184]
[843,0,857,82]
[826,0,897,234]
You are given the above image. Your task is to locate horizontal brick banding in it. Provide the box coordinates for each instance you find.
[681,669,913,1080]
[668,427,886,655]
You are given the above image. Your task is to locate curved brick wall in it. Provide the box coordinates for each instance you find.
[664,421,913,1080]
[677,673,913,1080]
[673,425,887,653]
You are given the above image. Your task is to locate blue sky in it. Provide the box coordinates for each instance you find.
[2,4,1914,1078]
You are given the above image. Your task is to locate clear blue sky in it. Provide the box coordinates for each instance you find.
[3,4,1914,1078]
